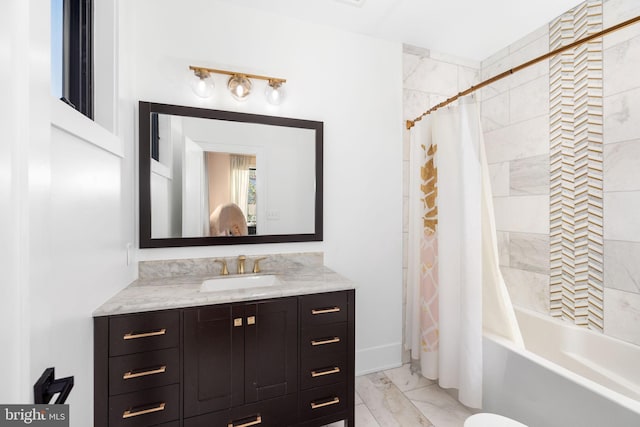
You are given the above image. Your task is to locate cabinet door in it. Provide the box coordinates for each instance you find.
[243,298,298,403]
[183,304,245,417]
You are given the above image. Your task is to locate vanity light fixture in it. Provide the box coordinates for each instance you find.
[265,79,286,105]
[189,65,287,105]
[227,74,252,101]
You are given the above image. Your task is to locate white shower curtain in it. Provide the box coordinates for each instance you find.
[405,96,523,409]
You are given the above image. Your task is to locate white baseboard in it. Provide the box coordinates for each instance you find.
[355,342,403,376]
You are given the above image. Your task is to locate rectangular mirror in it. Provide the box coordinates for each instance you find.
[139,101,323,248]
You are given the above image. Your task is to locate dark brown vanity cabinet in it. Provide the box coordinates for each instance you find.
[298,291,354,426]
[94,289,355,427]
[94,310,182,427]
[183,298,298,425]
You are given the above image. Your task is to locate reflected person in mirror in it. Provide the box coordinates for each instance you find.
[209,202,249,236]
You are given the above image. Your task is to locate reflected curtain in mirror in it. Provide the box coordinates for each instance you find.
[230,154,252,222]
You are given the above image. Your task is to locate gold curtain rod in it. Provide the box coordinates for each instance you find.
[406,14,640,130]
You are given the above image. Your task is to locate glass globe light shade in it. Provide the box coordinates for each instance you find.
[228,75,252,101]
[265,81,286,105]
[190,70,215,98]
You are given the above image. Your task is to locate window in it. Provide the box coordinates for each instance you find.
[51,0,94,119]
[151,113,160,161]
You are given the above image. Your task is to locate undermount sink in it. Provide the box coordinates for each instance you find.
[200,275,282,292]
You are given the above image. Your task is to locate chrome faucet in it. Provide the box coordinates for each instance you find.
[237,255,247,274]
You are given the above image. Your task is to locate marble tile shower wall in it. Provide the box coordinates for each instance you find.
[480,22,552,317]
[479,0,640,346]
[402,46,480,360]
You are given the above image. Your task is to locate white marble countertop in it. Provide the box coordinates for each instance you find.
[93,264,355,317]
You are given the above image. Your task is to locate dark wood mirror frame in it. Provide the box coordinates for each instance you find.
[139,101,323,248]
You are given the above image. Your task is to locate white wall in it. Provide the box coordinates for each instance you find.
[0,1,135,426]
[0,0,31,405]
[126,0,404,374]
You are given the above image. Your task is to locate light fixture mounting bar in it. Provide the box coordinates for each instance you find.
[189,65,286,84]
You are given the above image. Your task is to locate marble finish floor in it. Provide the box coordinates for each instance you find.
[325,364,474,427]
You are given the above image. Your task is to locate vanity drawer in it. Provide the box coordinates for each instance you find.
[109,348,179,396]
[184,394,296,427]
[300,292,348,326]
[301,323,347,358]
[108,383,179,427]
[300,352,347,390]
[300,383,347,421]
[110,311,179,357]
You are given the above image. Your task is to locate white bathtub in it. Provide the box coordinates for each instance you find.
[483,306,640,427]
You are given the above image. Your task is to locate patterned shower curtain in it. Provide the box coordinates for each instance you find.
[405,97,523,409]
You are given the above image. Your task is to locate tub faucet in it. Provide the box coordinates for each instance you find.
[237,255,246,274]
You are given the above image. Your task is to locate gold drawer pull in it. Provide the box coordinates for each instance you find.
[311,397,340,410]
[311,307,340,315]
[123,365,167,380]
[123,328,166,340]
[311,336,340,346]
[122,402,165,418]
[311,367,341,377]
[228,415,262,427]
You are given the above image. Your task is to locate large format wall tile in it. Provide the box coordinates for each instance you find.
[509,232,550,275]
[508,32,550,71]
[481,91,510,132]
[604,288,640,346]
[403,52,424,81]
[603,0,640,46]
[604,34,640,96]
[509,75,549,124]
[604,87,640,144]
[497,231,510,267]
[404,56,459,95]
[604,139,640,192]
[458,66,480,92]
[604,240,640,293]
[493,195,549,234]
[403,89,431,124]
[501,267,550,314]
[510,155,549,196]
[484,115,549,164]
[488,162,509,196]
[604,191,640,241]
[509,24,549,55]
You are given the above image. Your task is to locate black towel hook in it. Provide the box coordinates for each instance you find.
[33,367,74,404]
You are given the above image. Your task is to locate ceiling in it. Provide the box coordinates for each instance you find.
[219,0,582,61]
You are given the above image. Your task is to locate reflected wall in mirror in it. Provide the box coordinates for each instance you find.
[139,101,323,248]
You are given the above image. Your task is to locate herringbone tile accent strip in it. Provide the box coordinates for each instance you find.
[549,0,603,331]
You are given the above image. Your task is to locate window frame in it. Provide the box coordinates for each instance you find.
[61,0,94,119]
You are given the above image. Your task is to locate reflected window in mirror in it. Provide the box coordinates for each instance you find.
[139,102,323,248]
